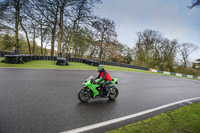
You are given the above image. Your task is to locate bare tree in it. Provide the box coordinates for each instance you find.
[31,0,59,56]
[188,0,200,9]
[134,29,162,67]
[19,18,32,54]
[0,0,27,49]
[92,18,117,61]
[177,43,199,71]
[68,0,85,55]
[57,0,68,56]
[71,27,95,58]
[158,39,177,71]
[23,0,50,55]
[67,0,101,55]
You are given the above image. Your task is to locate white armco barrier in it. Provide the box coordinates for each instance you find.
[176,73,182,77]
[187,75,193,78]
[152,69,157,72]
[163,71,170,75]
[150,68,199,79]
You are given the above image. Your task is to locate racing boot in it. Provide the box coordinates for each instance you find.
[105,85,110,97]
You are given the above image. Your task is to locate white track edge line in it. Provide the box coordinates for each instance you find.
[61,97,200,133]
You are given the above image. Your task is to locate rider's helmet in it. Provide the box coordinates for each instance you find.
[98,65,104,73]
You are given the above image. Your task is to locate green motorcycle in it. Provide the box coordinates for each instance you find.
[78,76,119,102]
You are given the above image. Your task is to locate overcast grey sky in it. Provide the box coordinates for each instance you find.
[94,0,200,61]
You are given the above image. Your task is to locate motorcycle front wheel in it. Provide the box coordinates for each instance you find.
[78,89,91,102]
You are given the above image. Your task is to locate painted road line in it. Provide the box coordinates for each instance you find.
[61,97,200,133]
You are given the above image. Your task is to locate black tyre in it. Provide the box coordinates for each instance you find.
[109,87,119,100]
[78,89,91,102]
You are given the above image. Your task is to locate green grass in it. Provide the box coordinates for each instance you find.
[0,57,151,73]
[107,102,200,133]
[105,65,151,73]
[0,58,93,70]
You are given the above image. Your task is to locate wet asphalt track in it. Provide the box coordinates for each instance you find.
[0,68,200,133]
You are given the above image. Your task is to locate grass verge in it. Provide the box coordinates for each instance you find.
[107,102,200,133]
[0,58,150,73]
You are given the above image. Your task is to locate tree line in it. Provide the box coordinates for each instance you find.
[133,29,199,75]
[0,0,199,75]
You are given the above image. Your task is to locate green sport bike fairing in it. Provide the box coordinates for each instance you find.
[78,76,119,102]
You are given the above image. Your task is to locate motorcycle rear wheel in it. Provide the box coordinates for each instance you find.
[78,89,91,102]
[109,87,119,100]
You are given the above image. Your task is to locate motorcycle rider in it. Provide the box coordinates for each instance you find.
[94,65,112,96]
